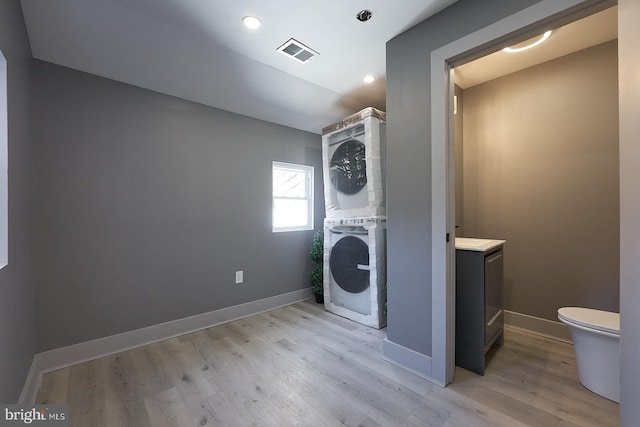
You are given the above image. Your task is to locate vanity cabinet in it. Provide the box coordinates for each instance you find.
[455,242,505,375]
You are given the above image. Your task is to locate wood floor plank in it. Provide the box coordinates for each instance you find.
[424,387,530,427]
[37,300,620,426]
[36,367,69,404]
[65,360,97,427]
[449,373,584,427]
[265,304,436,397]
[210,332,376,426]
[194,335,318,426]
[99,352,152,427]
[257,309,451,426]
[144,387,196,427]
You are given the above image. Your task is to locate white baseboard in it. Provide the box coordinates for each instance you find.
[20,288,313,404]
[17,353,43,405]
[382,338,441,386]
[504,310,572,343]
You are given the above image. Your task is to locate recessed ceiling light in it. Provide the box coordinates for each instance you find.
[242,16,261,30]
[363,75,375,84]
[503,30,552,53]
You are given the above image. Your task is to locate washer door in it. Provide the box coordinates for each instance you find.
[329,140,367,195]
[329,235,370,293]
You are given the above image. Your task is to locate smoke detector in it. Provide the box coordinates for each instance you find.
[276,38,319,63]
[356,10,373,22]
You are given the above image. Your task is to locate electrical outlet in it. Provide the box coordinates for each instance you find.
[235,270,243,284]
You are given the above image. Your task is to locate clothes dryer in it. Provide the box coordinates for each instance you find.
[322,108,386,218]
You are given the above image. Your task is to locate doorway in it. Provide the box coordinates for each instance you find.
[429,0,617,386]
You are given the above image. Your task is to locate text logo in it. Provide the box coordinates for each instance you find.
[0,405,68,426]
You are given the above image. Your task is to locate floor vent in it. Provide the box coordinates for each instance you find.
[276,38,319,63]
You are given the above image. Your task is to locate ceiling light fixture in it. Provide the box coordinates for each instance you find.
[363,75,375,84]
[503,30,552,53]
[242,16,261,30]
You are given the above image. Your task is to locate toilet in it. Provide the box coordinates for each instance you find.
[558,307,620,403]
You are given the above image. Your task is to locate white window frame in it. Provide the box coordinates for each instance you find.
[272,161,314,233]
[0,50,7,268]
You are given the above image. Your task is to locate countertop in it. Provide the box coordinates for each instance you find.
[455,237,506,252]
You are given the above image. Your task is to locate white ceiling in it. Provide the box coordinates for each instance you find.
[18,1,617,134]
[19,0,458,134]
[455,6,617,89]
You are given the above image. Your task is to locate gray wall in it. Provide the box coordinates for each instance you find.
[619,0,640,423]
[385,0,541,357]
[0,0,37,402]
[462,41,619,321]
[32,61,323,351]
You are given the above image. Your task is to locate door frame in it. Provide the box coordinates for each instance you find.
[428,0,615,385]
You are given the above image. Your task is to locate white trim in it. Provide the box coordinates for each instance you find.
[20,288,313,404]
[430,52,455,386]
[381,338,439,385]
[0,49,8,268]
[504,310,572,343]
[430,0,604,386]
[272,161,314,232]
[18,354,43,405]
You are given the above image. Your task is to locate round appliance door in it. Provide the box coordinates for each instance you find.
[329,140,367,195]
[329,235,370,293]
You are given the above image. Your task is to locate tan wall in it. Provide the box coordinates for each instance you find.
[454,84,464,235]
[461,40,619,321]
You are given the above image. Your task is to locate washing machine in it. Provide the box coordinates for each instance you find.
[322,107,386,218]
[323,217,386,328]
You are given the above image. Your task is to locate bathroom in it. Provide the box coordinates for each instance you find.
[453,7,619,358]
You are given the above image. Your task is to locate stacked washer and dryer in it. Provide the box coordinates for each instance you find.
[321,107,387,329]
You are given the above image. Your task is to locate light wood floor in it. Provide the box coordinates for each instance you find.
[37,300,619,426]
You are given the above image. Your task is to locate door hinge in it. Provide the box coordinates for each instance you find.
[446,232,450,243]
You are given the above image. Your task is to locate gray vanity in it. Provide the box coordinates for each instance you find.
[455,238,506,375]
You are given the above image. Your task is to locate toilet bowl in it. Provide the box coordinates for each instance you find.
[558,307,620,403]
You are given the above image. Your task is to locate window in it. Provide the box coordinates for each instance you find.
[0,50,7,268]
[272,162,314,232]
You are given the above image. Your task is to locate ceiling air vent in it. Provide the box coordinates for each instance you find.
[276,38,319,64]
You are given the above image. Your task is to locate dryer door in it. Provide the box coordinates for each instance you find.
[329,140,367,196]
[329,234,370,293]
